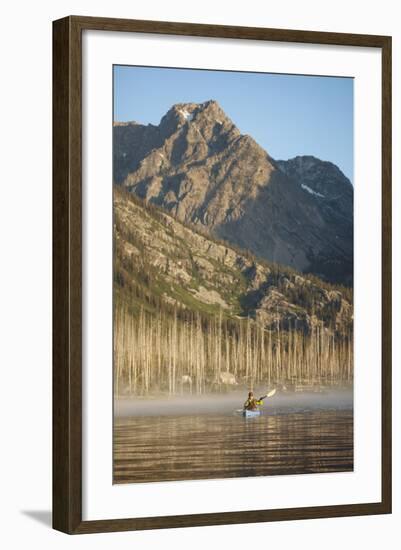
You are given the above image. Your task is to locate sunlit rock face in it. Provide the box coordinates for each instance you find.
[114,187,353,335]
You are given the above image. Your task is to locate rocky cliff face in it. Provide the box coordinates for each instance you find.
[114,187,353,335]
[114,100,353,285]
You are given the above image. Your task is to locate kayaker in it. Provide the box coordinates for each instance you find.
[244,391,260,411]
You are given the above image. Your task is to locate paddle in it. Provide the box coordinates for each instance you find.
[257,388,277,404]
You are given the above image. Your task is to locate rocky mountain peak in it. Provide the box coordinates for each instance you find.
[113,102,353,285]
[159,99,235,138]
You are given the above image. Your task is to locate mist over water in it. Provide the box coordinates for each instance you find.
[114,388,353,418]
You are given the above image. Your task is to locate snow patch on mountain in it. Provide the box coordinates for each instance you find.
[301,184,325,198]
[179,109,194,121]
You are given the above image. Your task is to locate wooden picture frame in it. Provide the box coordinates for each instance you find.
[53,15,392,534]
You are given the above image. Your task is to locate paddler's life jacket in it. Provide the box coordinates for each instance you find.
[244,397,259,410]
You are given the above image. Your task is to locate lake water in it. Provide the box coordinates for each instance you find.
[114,398,353,483]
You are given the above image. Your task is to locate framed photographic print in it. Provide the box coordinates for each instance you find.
[53,16,392,534]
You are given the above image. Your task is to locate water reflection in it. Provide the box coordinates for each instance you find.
[114,410,353,484]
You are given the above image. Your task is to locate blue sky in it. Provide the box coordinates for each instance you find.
[114,65,353,182]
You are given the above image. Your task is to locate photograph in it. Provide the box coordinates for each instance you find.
[112,65,354,484]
